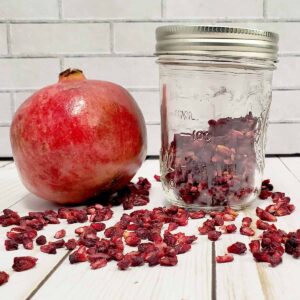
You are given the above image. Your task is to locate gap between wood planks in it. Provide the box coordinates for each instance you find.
[26,251,71,300]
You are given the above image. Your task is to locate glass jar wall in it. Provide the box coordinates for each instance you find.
[156,26,279,210]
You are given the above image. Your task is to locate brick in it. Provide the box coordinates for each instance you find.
[63,0,161,20]
[223,22,300,54]
[0,93,12,124]
[114,23,161,54]
[0,127,12,157]
[13,92,33,111]
[165,0,263,19]
[273,57,300,89]
[64,57,158,89]
[270,90,300,122]
[0,58,60,89]
[0,0,58,20]
[130,90,160,123]
[11,23,110,55]
[146,124,160,156]
[266,124,300,154]
[0,25,7,55]
[266,0,300,19]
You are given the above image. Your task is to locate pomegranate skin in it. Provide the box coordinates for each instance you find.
[10,70,147,204]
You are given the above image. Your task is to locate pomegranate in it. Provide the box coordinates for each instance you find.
[10,69,147,204]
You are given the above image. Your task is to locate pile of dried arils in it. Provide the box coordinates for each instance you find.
[0,177,299,287]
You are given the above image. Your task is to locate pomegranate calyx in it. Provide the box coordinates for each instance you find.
[59,69,86,82]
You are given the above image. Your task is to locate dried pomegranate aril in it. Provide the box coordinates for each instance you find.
[90,222,106,232]
[65,239,77,250]
[154,175,161,182]
[174,243,191,254]
[22,238,34,250]
[90,258,108,270]
[36,235,47,246]
[41,243,57,254]
[167,222,179,232]
[0,271,9,286]
[227,242,247,254]
[12,256,37,272]
[162,114,257,207]
[269,253,282,267]
[5,239,18,251]
[54,229,66,239]
[249,240,260,253]
[124,232,141,247]
[223,224,237,234]
[240,226,255,237]
[242,217,252,227]
[189,210,206,219]
[253,252,270,263]
[145,251,160,266]
[69,246,87,264]
[256,220,275,231]
[216,254,234,263]
[159,255,178,266]
[256,207,277,222]
[117,258,131,270]
[53,239,65,249]
[208,230,222,241]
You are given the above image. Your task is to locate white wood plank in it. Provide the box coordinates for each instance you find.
[216,158,300,300]
[0,160,212,300]
[27,160,212,300]
[0,160,12,168]
[0,162,29,210]
[280,157,300,181]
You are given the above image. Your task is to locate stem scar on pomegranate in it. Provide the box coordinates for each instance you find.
[10,69,147,204]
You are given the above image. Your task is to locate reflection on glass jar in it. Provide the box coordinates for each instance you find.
[156,25,279,210]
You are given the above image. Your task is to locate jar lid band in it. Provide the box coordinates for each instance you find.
[155,25,279,61]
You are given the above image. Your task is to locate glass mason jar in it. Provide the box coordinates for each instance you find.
[155,25,279,210]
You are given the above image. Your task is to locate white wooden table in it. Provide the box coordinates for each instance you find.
[1,158,300,300]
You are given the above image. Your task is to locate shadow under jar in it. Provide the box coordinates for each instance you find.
[155,25,279,210]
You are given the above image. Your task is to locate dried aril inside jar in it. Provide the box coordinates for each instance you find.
[162,113,258,208]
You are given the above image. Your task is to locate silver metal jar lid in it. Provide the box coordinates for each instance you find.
[155,25,279,61]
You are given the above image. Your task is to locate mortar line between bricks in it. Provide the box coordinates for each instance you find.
[263,0,267,19]
[26,251,71,300]
[3,18,300,24]
[58,0,63,19]
[110,22,114,53]
[1,52,300,59]
[0,54,155,58]
[161,0,165,18]
[2,53,300,59]
[6,22,11,55]
[59,56,64,72]
[2,87,300,93]
[10,92,15,117]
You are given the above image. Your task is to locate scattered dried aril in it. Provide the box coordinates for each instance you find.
[0,272,9,286]
[208,230,222,241]
[36,235,47,246]
[54,229,66,239]
[227,242,247,255]
[240,226,255,237]
[69,246,87,264]
[12,256,37,272]
[216,254,234,263]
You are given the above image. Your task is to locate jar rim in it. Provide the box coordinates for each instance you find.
[155,25,279,62]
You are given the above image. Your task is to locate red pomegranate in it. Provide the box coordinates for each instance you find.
[10,69,147,204]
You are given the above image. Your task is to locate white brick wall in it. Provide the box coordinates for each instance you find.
[0,0,299,156]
